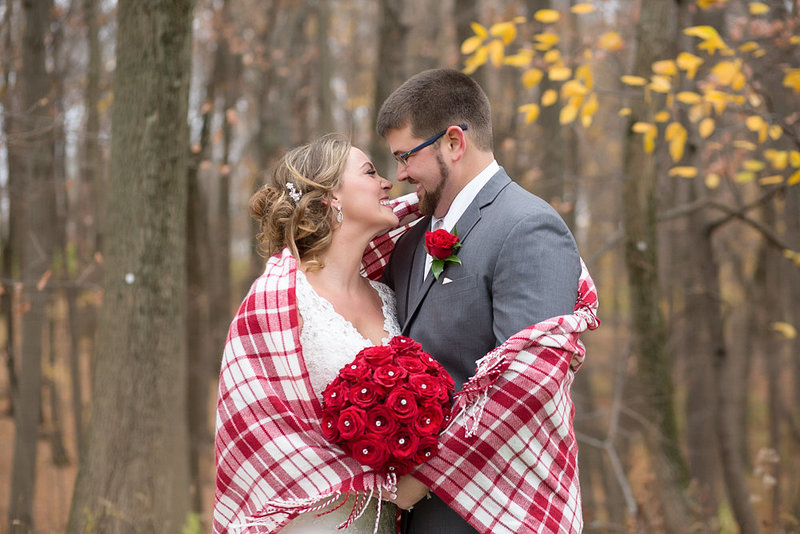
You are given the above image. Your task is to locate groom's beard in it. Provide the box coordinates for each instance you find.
[419,153,450,216]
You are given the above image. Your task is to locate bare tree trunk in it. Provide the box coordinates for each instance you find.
[621,1,693,531]
[8,0,56,531]
[67,0,194,531]
[369,0,408,179]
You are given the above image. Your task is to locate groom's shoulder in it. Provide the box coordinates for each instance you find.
[489,178,562,221]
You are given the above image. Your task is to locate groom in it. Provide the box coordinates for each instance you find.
[378,69,582,533]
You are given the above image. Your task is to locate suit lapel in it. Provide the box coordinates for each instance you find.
[402,169,512,333]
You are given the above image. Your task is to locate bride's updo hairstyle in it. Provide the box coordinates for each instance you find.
[250,133,351,268]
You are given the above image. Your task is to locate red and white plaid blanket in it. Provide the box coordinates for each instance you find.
[213,193,598,533]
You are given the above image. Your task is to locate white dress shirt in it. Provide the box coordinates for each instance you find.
[424,160,500,280]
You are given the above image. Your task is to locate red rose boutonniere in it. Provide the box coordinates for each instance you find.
[425,227,462,281]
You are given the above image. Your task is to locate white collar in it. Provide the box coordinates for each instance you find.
[431,160,499,232]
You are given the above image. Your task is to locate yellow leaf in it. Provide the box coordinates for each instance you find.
[668,166,698,178]
[759,175,784,185]
[522,68,544,88]
[705,90,728,115]
[768,125,783,140]
[771,321,797,339]
[541,89,558,106]
[684,25,721,41]
[534,9,561,23]
[621,75,647,86]
[490,22,517,45]
[534,33,560,46]
[575,64,594,89]
[461,35,485,55]
[598,31,624,51]
[463,46,488,75]
[655,110,671,123]
[699,118,715,138]
[753,49,766,58]
[735,171,756,182]
[711,60,740,86]
[560,101,580,125]
[487,39,505,67]
[783,68,800,92]
[548,66,572,81]
[503,51,534,67]
[789,169,800,186]
[652,60,677,76]
[748,2,770,15]
[471,22,488,39]
[697,0,729,8]
[764,149,788,170]
[632,122,656,134]
[676,91,703,104]
[733,140,757,150]
[791,36,800,45]
[648,75,672,93]
[562,79,589,98]
[732,72,746,91]
[581,93,598,127]
[705,173,721,189]
[745,115,766,131]
[699,36,729,55]
[790,151,800,167]
[544,49,562,64]
[666,122,687,161]
[619,107,631,116]
[739,41,760,53]
[571,3,596,14]
[518,103,540,124]
[743,159,765,171]
[677,52,704,79]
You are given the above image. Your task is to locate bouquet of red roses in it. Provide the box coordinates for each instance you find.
[320,336,455,476]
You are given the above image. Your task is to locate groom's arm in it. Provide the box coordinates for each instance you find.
[491,208,580,343]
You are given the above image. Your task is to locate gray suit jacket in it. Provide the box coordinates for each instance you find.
[383,168,581,534]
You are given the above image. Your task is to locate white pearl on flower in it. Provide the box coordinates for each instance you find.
[400,399,407,406]
[361,388,367,394]
[344,421,350,426]
[376,421,382,427]
[421,384,427,389]
[388,371,394,376]
[399,438,405,445]
[363,448,369,454]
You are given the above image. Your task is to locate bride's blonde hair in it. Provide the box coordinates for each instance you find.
[250,134,351,269]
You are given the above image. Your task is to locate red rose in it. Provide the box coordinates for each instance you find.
[396,356,426,374]
[337,406,367,440]
[321,411,340,442]
[322,382,348,410]
[366,405,398,436]
[390,429,420,460]
[386,387,418,420]
[408,373,441,399]
[349,382,383,408]
[425,229,459,260]
[389,336,423,356]
[350,435,390,470]
[361,345,394,367]
[340,359,372,381]
[412,405,444,436]
[373,364,407,388]
[414,436,440,464]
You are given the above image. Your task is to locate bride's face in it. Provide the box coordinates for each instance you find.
[334,147,398,236]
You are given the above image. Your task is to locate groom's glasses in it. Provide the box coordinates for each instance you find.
[392,124,468,167]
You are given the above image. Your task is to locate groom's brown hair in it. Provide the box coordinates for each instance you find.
[377,68,493,151]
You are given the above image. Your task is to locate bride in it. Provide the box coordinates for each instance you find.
[213,134,428,533]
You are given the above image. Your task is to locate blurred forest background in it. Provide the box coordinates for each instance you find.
[0,0,799,532]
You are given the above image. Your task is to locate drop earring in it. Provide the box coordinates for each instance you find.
[336,206,343,223]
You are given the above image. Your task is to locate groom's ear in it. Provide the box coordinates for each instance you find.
[443,125,467,162]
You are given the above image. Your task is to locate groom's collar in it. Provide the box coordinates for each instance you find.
[434,160,499,232]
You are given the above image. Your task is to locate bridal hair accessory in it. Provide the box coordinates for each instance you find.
[335,205,343,223]
[425,227,462,281]
[285,182,302,203]
[321,335,454,476]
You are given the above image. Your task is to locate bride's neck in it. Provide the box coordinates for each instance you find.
[301,234,367,293]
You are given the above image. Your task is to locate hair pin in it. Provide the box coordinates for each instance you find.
[286,183,302,203]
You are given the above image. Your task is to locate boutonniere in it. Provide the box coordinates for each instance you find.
[425,227,462,281]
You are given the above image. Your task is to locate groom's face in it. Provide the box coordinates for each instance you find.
[386,126,451,217]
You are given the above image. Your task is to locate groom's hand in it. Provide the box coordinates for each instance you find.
[389,475,430,510]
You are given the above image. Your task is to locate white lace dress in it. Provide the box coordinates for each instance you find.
[280,270,401,534]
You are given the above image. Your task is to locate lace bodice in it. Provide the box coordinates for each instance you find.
[296,270,401,397]
[285,270,400,534]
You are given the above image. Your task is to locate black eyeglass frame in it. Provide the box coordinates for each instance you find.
[392,124,468,166]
